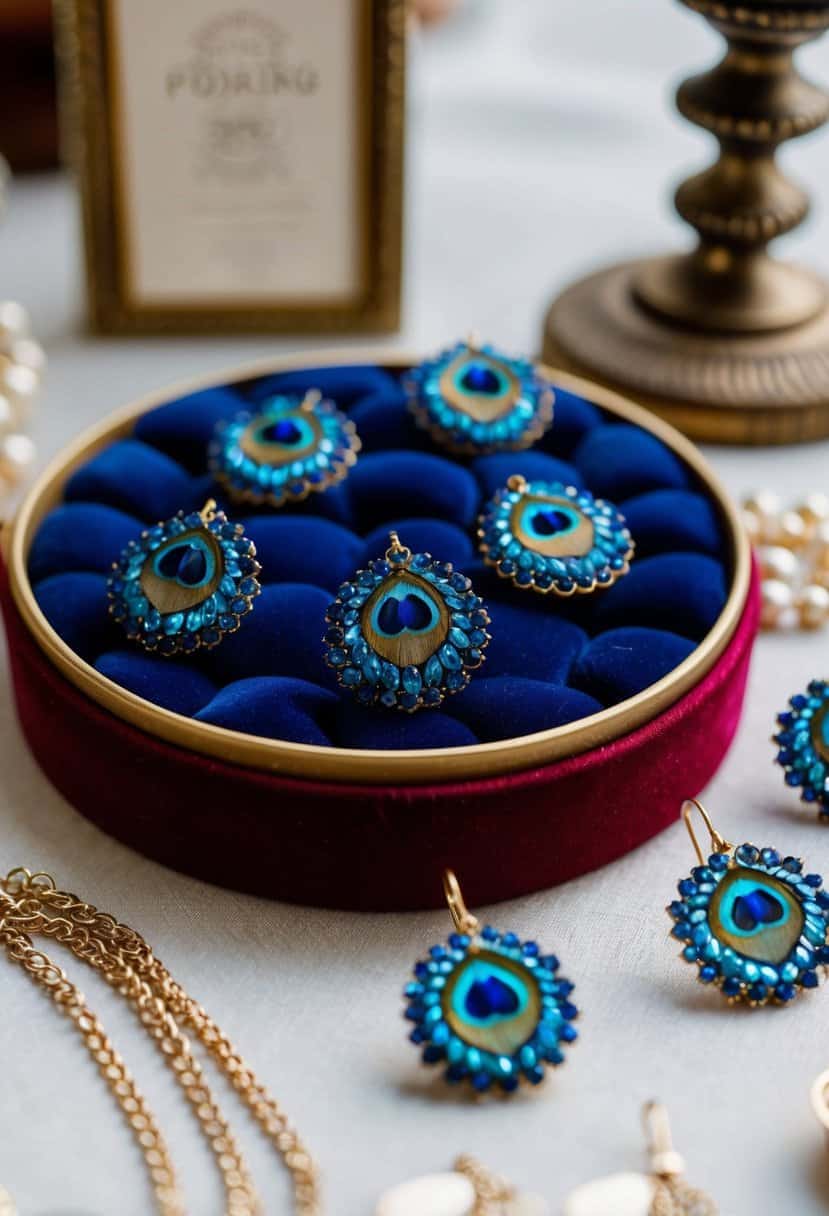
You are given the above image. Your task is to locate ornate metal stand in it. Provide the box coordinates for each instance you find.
[543,0,829,444]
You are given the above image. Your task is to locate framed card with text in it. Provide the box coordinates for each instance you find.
[56,0,405,333]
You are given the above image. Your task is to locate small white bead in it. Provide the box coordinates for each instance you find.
[0,361,39,404]
[0,393,13,430]
[798,493,829,526]
[798,584,829,630]
[507,1193,550,1216]
[0,300,30,341]
[375,1173,476,1216]
[744,490,782,519]
[757,545,800,585]
[780,510,809,549]
[563,1172,655,1216]
[0,433,35,484]
[761,578,795,629]
[8,337,45,374]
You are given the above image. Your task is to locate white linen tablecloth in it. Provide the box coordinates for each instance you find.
[3,3,829,1212]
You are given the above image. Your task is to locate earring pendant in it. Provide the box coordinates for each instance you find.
[403,870,578,1094]
[107,500,261,655]
[667,799,829,1006]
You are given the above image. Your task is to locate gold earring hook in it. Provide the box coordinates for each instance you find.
[642,1100,685,1178]
[199,498,218,524]
[681,798,733,866]
[443,869,480,936]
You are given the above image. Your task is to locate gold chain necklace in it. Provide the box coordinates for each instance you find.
[0,867,321,1216]
[0,869,519,1216]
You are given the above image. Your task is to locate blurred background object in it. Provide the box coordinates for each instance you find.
[545,0,829,446]
[411,0,461,26]
[0,0,57,172]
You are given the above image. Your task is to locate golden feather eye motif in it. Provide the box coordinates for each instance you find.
[478,475,633,596]
[323,533,490,711]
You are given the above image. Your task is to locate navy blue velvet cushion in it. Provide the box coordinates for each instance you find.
[28,362,729,750]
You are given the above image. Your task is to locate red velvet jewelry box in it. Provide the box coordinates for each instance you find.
[0,353,757,910]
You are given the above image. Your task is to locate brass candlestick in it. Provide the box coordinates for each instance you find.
[543,0,829,445]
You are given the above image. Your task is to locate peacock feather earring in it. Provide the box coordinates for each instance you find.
[405,336,554,455]
[209,388,360,508]
[403,870,578,1094]
[478,474,633,595]
[107,499,261,655]
[667,798,829,1006]
[773,679,829,818]
[323,533,490,711]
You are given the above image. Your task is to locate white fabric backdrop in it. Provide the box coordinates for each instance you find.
[3,2,829,1212]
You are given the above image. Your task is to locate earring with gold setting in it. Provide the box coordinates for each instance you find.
[107,499,261,655]
[667,798,829,1006]
[403,870,578,1093]
[563,1101,718,1216]
[406,336,554,455]
[774,680,829,818]
[323,533,490,711]
[209,388,360,508]
[478,475,633,595]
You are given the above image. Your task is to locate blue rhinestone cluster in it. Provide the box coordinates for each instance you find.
[667,845,829,1005]
[405,340,554,455]
[774,681,829,817]
[404,929,578,1093]
[107,509,261,656]
[478,479,633,595]
[323,546,490,711]
[209,393,360,508]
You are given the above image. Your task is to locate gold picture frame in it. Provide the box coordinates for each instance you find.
[55,0,405,334]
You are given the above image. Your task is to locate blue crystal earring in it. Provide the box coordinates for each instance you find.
[323,532,490,711]
[774,680,829,818]
[404,870,579,1094]
[405,336,554,455]
[667,799,829,1006]
[478,475,633,595]
[209,388,360,508]
[107,500,261,655]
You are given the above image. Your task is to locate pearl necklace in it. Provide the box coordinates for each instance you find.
[743,492,829,631]
[0,299,43,505]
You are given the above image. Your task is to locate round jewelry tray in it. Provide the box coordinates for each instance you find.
[0,351,757,908]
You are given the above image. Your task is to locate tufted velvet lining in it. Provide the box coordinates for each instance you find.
[28,364,729,749]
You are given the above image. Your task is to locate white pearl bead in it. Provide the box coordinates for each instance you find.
[0,361,39,404]
[798,584,829,630]
[757,545,800,585]
[0,433,35,484]
[0,393,13,430]
[744,490,782,519]
[780,510,809,549]
[8,337,45,374]
[0,300,30,341]
[563,1172,655,1216]
[375,1173,476,1216]
[507,1193,550,1216]
[761,578,796,629]
[798,493,829,526]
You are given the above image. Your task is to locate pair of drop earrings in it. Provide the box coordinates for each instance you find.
[404,799,829,1097]
[106,339,634,712]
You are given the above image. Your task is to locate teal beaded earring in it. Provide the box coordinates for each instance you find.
[667,799,829,1006]
[403,871,579,1094]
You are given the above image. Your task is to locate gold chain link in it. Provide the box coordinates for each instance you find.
[1,868,506,1216]
[0,889,184,1216]
[0,869,321,1216]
